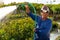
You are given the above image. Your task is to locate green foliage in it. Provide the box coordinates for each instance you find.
[51,21,58,32]
[0,13,35,40]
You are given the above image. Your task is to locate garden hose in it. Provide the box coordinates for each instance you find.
[17,2,37,13]
[16,2,37,40]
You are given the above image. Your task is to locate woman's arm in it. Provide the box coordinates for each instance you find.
[25,5,39,22]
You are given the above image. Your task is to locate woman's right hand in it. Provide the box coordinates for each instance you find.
[33,28,39,34]
[25,5,30,14]
[33,28,36,32]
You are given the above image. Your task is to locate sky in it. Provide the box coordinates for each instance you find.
[2,0,60,4]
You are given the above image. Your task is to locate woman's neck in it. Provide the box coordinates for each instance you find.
[42,17,47,20]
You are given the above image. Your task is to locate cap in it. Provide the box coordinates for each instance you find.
[41,5,50,13]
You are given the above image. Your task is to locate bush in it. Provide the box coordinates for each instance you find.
[0,13,35,40]
[51,21,58,32]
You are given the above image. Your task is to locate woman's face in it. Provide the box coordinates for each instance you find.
[41,12,49,18]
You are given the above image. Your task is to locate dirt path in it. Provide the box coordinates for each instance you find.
[0,6,16,20]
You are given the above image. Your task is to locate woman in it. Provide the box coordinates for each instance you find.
[25,5,52,40]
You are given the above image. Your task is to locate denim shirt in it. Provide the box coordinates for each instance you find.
[27,12,52,40]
